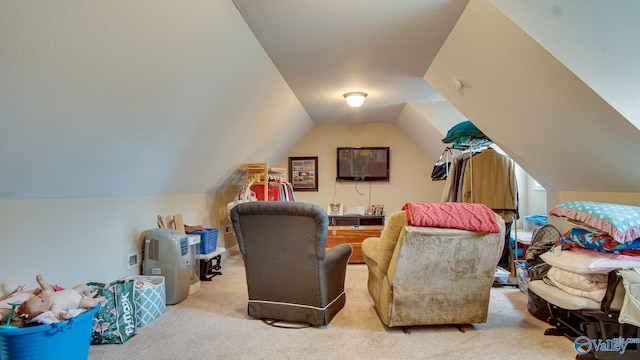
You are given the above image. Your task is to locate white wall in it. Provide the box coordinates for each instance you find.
[513,166,547,229]
[276,122,444,215]
[0,194,216,295]
[275,121,545,228]
[524,176,547,218]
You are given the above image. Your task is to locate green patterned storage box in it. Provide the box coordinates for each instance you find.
[125,275,166,327]
[89,280,137,344]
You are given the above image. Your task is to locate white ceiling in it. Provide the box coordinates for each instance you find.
[233,0,640,131]
[232,0,468,125]
[233,0,640,128]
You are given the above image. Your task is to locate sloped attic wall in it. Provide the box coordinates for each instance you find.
[0,0,312,200]
[492,0,640,131]
[396,101,466,159]
[0,1,312,288]
[425,0,640,198]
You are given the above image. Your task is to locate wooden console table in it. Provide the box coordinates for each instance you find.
[326,225,384,263]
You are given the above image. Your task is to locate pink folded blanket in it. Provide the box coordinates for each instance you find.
[402,202,500,233]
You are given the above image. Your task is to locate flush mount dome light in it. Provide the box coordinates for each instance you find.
[343,92,367,108]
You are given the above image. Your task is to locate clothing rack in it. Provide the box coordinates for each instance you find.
[441,121,519,274]
[245,163,269,200]
[462,145,519,274]
[244,163,291,201]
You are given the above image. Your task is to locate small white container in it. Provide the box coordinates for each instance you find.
[494,266,510,284]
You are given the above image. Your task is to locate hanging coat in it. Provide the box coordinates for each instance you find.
[461,148,518,222]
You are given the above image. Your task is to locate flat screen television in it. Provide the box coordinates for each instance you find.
[336,147,390,182]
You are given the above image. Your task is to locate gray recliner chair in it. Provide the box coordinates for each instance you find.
[230,201,352,327]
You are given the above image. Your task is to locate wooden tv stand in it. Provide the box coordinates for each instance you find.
[328,215,385,226]
[326,225,384,264]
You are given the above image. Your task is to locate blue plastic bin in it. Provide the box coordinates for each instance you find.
[0,304,100,360]
[524,214,548,225]
[188,228,219,254]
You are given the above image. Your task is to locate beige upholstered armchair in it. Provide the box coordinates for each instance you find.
[362,209,504,327]
[230,201,352,327]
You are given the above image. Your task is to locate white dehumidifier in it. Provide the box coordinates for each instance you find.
[143,228,191,305]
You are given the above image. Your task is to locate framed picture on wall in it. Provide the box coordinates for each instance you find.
[288,156,318,191]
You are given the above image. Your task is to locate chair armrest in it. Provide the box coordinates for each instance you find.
[325,243,352,267]
[361,237,380,268]
[322,243,352,300]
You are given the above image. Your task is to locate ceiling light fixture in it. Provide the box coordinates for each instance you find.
[343,92,368,108]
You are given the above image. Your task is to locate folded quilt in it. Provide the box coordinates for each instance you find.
[402,202,500,233]
[541,248,640,274]
[571,247,640,261]
[547,266,607,302]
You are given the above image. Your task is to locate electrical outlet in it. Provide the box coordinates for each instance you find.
[127,251,140,269]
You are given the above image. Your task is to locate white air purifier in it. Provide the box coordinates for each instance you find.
[143,228,191,305]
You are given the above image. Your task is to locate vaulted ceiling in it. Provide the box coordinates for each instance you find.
[1,0,638,200]
[232,0,466,125]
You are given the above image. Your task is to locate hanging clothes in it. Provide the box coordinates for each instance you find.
[440,153,465,202]
[460,147,518,222]
[252,179,296,202]
[439,149,479,203]
[440,120,518,268]
[439,120,518,222]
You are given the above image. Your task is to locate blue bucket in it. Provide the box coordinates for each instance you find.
[0,304,99,360]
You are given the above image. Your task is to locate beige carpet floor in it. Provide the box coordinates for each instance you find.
[89,251,578,359]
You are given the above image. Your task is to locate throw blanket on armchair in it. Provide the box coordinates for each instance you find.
[402,202,500,233]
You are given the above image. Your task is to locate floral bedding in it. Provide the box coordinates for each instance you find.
[554,227,640,254]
